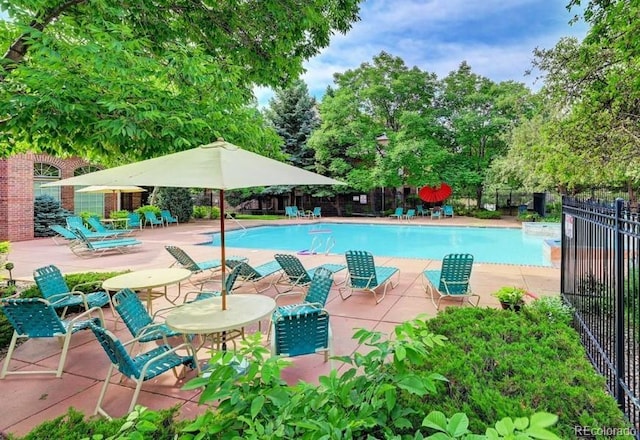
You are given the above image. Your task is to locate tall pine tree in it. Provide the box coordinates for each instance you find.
[264,80,320,170]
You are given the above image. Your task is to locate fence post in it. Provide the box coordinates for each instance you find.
[614,198,625,411]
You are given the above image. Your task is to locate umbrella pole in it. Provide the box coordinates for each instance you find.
[220,189,227,311]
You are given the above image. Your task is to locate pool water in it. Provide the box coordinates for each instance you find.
[204,223,553,266]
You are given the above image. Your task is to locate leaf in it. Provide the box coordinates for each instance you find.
[395,344,407,361]
[422,411,448,431]
[526,427,561,440]
[250,395,265,419]
[447,413,469,437]
[529,412,558,429]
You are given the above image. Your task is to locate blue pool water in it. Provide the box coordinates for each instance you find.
[204,223,553,266]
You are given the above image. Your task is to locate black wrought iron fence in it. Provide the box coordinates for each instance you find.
[562,196,639,437]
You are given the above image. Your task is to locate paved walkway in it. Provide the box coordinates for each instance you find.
[0,216,559,436]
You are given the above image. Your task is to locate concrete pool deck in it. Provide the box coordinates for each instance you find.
[0,215,560,436]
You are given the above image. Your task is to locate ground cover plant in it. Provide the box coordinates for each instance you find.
[402,307,632,438]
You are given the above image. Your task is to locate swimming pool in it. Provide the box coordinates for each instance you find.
[204,223,554,266]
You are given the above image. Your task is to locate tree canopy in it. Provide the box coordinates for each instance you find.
[0,0,361,162]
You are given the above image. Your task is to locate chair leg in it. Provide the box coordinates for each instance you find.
[0,331,19,378]
[129,377,146,413]
[95,364,115,418]
[56,332,74,377]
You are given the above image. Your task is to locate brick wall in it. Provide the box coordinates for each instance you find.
[0,153,99,242]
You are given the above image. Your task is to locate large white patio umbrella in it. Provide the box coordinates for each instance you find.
[44,138,344,310]
[76,185,147,211]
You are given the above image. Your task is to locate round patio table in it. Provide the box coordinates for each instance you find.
[102,268,192,314]
[165,294,276,351]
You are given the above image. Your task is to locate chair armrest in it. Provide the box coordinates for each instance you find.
[274,290,305,304]
[139,343,197,377]
[47,291,87,304]
[67,306,105,327]
[71,280,105,292]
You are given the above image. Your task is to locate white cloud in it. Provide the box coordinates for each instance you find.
[255,0,589,106]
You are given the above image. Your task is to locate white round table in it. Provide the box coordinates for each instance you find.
[165,294,276,351]
[102,268,192,313]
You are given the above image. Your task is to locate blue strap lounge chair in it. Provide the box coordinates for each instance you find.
[274,253,346,293]
[389,207,404,220]
[164,245,246,289]
[67,216,123,239]
[88,322,198,418]
[70,228,142,256]
[161,210,179,226]
[422,253,479,310]
[416,205,427,216]
[87,217,133,236]
[0,298,104,378]
[143,211,164,228]
[340,250,400,304]
[34,264,114,318]
[49,224,80,245]
[225,260,283,293]
[270,305,332,364]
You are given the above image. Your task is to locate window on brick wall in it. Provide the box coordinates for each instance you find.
[34,163,61,200]
[73,166,105,216]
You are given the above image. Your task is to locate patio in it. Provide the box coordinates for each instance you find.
[0,216,560,437]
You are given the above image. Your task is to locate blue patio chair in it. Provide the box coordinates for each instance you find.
[128,212,143,230]
[340,250,400,304]
[88,322,198,418]
[416,205,426,216]
[310,207,322,218]
[403,209,416,221]
[112,288,185,347]
[431,207,442,220]
[285,206,297,219]
[143,211,164,228]
[161,210,179,226]
[69,228,142,256]
[67,216,122,239]
[389,207,404,219]
[165,245,246,289]
[422,253,479,310]
[273,266,334,316]
[182,263,245,303]
[225,260,283,293]
[443,205,454,218]
[270,305,332,364]
[274,253,345,293]
[34,264,114,319]
[49,224,80,245]
[0,298,104,378]
[87,217,133,236]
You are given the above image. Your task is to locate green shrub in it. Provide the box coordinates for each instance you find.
[17,406,184,440]
[211,206,220,219]
[517,211,541,222]
[0,241,10,254]
[135,205,161,216]
[108,210,129,219]
[192,205,211,219]
[17,320,567,439]
[0,271,128,350]
[156,187,193,223]
[473,209,502,219]
[401,307,632,438]
[524,295,575,325]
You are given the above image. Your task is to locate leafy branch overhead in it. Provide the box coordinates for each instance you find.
[0,1,361,161]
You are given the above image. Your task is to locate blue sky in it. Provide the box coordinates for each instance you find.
[255,0,588,106]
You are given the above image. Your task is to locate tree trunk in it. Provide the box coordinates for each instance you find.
[475,186,483,209]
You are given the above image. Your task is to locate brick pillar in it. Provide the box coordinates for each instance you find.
[0,154,34,241]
